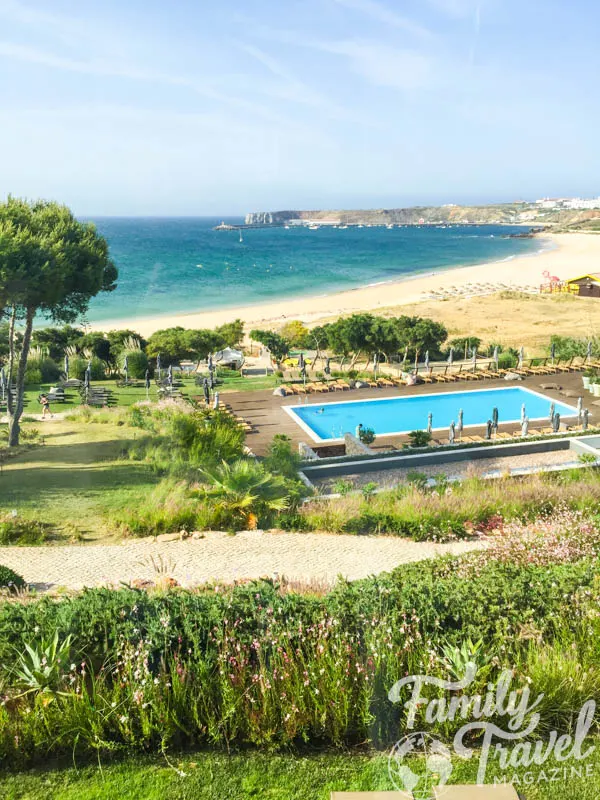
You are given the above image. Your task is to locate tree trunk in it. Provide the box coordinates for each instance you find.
[8,307,34,447]
[349,351,362,369]
[6,305,17,419]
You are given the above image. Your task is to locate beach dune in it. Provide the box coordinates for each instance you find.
[91,234,599,337]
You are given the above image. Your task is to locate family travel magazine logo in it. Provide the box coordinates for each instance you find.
[386,664,596,797]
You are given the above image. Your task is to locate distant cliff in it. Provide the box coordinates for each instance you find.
[245,204,600,227]
[244,205,527,226]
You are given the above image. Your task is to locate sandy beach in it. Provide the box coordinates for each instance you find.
[91,233,600,336]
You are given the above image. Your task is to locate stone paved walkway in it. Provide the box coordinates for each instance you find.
[0,532,484,591]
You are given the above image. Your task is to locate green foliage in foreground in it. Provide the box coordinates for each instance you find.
[0,540,599,766]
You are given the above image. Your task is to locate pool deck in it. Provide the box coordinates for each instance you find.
[224,371,596,457]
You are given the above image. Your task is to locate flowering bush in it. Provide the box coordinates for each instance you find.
[0,531,598,765]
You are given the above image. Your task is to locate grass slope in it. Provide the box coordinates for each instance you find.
[1,749,599,800]
[0,420,158,541]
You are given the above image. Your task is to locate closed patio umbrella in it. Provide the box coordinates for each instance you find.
[167,364,173,388]
[84,363,91,395]
[457,408,464,439]
[123,355,129,384]
[518,347,524,370]
[324,358,331,375]
[493,346,499,368]
[522,416,529,437]
[552,412,561,433]
[583,409,589,431]
[485,420,493,440]
[64,354,69,380]
[492,407,499,432]
[578,396,584,422]
[208,354,213,371]
[213,392,220,409]
[472,348,477,371]
[427,412,433,435]
[447,347,454,365]
[549,402,555,422]
[298,353,305,370]
[550,342,556,363]
[156,353,162,379]
[449,421,456,445]
[0,367,5,401]
[373,352,379,377]
[209,371,215,389]
[145,369,150,393]
[424,351,429,370]
[587,341,593,363]
[521,403,526,423]
[203,378,210,404]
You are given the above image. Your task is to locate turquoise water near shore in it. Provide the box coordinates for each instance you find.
[85,217,548,325]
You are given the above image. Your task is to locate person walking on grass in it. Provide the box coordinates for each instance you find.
[39,393,53,419]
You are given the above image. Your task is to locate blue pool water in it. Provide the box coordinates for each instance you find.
[285,387,578,442]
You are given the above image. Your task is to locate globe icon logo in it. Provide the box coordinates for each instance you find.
[388,732,453,799]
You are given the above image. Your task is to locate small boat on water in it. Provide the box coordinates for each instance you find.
[338,225,348,229]
[239,230,243,243]
[308,224,319,230]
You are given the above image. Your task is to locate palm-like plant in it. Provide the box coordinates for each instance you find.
[200,459,290,530]
[12,631,73,697]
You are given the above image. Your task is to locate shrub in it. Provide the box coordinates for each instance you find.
[0,564,25,590]
[358,426,375,445]
[70,356,105,381]
[497,351,517,369]
[0,553,596,763]
[25,357,61,384]
[123,348,149,379]
[23,368,42,386]
[408,430,432,448]
[0,515,51,545]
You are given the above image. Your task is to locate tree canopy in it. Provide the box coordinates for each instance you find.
[0,197,117,445]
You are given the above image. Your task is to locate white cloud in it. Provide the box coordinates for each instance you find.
[312,40,433,90]
[425,0,480,17]
[331,0,433,38]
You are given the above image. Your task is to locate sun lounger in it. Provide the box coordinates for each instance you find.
[392,378,407,387]
[313,383,331,393]
[377,378,395,387]
[554,357,576,372]
[366,380,380,388]
[332,381,351,391]
[476,370,499,379]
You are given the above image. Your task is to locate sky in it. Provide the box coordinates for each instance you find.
[0,0,598,216]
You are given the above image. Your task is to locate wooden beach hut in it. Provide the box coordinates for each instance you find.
[564,272,600,297]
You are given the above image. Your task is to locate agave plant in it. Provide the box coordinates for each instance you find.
[200,459,290,530]
[12,631,73,697]
[440,637,491,683]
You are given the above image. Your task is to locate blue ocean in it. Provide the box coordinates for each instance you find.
[84,218,548,325]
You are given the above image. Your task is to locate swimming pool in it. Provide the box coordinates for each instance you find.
[283,387,578,443]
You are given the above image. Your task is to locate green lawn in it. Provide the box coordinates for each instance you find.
[0,419,158,541]
[1,748,598,800]
[20,370,278,413]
